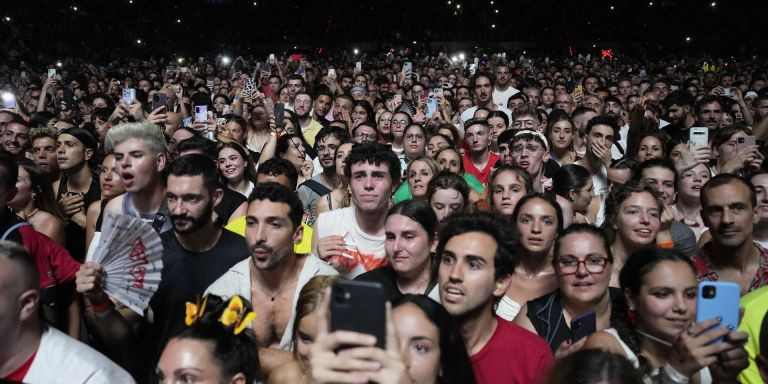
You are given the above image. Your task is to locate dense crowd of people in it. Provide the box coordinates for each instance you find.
[2,49,768,383]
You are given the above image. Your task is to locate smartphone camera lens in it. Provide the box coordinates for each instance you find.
[573,320,582,329]
[703,285,717,299]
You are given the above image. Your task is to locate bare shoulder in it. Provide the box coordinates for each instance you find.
[103,194,126,214]
[267,360,304,384]
[583,330,627,357]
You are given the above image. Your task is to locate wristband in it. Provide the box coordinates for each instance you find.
[90,299,113,314]
[660,363,690,384]
[657,241,674,249]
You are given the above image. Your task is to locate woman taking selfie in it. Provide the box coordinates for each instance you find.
[584,247,748,383]
[310,293,476,384]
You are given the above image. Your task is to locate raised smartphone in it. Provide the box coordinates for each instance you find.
[696,281,740,344]
[274,103,284,130]
[194,105,208,122]
[402,61,412,74]
[737,135,756,151]
[330,279,386,349]
[152,93,167,111]
[689,127,709,147]
[122,88,135,104]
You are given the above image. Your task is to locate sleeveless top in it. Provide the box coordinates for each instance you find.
[122,193,173,234]
[495,295,522,321]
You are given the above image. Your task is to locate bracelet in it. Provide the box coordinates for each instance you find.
[657,241,675,249]
[93,305,115,318]
[660,363,690,384]
[90,299,113,314]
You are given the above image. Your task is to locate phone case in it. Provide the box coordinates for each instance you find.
[696,282,740,343]
[689,128,709,147]
[331,280,386,349]
[570,311,596,343]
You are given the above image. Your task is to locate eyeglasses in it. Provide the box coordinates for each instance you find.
[511,144,543,154]
[405,133,425,142]
[512,120,537,128]
[391,119,409,126]
[557,256,610,275]
[354,132,377,141]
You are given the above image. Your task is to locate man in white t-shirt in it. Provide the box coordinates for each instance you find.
[313,143,401,277]
[461,72,513,132]
[0,241,134,383]
[492,64,519,107]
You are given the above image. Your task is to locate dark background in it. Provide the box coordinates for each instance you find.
[1,0,762,62]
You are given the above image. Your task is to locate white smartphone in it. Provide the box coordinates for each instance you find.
[689,127,709,147]
[355,62,362,72]
[122,88,136,104]
[328,68,336,78]
[194,105,208,122]
[2,92,16,109]
[403,61,412,74]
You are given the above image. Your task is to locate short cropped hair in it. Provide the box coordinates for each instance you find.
[168,153,221,195]
[248,182,304,230]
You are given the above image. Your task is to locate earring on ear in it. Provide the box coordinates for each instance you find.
[496,283,502,290]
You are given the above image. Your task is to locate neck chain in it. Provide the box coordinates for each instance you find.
[25,208,39,220]
[252,257,297,302]
[636,329,673,347]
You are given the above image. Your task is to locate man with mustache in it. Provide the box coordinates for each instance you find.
[695,174,768,294]
[207,182,337,376]
[694,95,724,132]
[296,126,350,220]
[76,154,249,381]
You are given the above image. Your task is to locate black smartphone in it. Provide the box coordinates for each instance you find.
[570,310,596,343]
[274,103,284,130]
[152,93,167,111]
[62,88,75,108]
[330,280,386,349]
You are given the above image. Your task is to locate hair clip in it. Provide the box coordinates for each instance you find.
[185,295,209,326]
[219,295,256,335]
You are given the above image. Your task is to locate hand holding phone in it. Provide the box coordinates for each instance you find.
[570,311,596,343]
[695,282,740,344]
[330,280,386,349]
[152,93,167,111]
[194,105,208,122]
[402,61,412,75]
[688,127,708,147]
[123,88,136,104]
[1,92,16,109]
